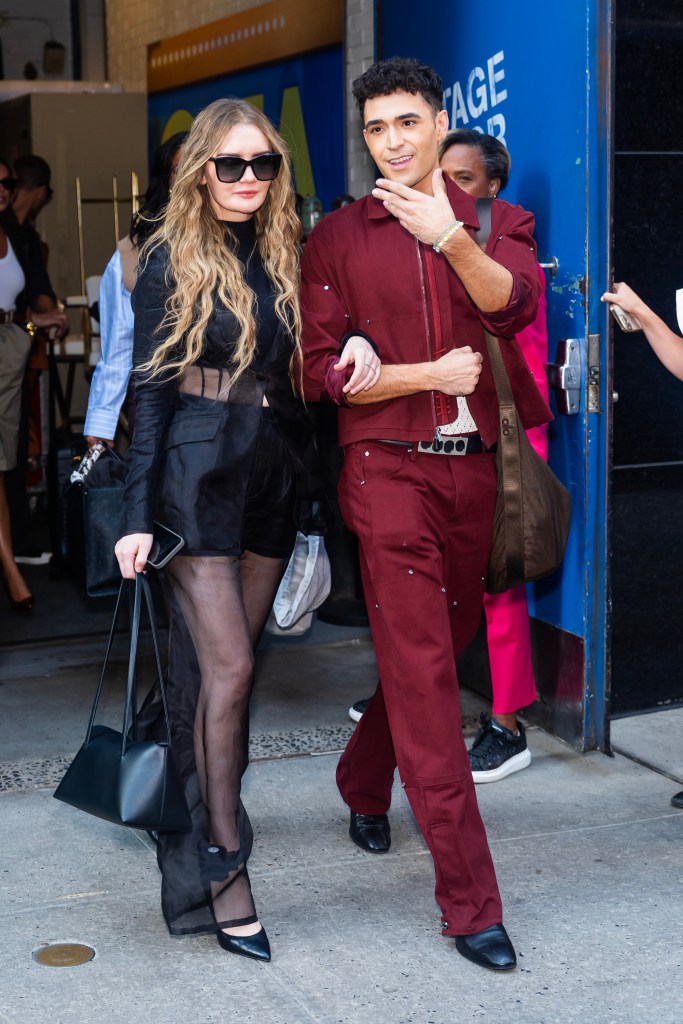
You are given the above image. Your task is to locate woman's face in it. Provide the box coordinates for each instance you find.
[0,163,14,214]
[202,123,276,222]
[439,143,500,199]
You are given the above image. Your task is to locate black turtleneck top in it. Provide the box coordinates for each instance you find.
[199,216,279,368]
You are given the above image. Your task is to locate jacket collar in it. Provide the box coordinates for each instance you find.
[366,172,480,230]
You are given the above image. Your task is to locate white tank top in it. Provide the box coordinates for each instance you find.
[0,239,26,311]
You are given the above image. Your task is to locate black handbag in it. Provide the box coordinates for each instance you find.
[62,445,126,597]
[54,572,192,832]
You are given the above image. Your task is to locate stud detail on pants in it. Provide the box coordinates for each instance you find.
[441,587,446,593]
[360,479,365,485]
[364,451,370,456]
[408,569,414,575]
[453,601,458,606]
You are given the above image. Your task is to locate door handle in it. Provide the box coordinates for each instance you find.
[538,256,559,276]
[547,338,581,415]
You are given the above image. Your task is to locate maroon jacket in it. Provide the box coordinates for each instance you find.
[300,176,552,448]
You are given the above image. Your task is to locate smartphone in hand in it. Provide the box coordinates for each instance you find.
[609,303,642,332]
[147,522,185,569]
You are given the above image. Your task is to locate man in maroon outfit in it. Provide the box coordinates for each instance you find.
[300,58,551,971]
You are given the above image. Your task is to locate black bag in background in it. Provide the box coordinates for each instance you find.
[62,445,126,597]
[54,573,192,833]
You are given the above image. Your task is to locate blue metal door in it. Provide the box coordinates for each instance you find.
[380,0,612,750]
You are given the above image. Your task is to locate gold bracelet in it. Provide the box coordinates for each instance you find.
[433,220,464,253]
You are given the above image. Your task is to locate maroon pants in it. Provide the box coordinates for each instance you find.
[337,441,503,935]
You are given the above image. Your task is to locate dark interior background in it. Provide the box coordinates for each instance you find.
[610,0,683,714]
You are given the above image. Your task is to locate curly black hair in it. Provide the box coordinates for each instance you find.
[439,129,511,191]
[352,57,443,120]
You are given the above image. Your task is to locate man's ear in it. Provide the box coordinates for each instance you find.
[362,128,369,148]
[435,109,449,140]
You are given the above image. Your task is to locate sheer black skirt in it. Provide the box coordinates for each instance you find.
[143,403,297,936]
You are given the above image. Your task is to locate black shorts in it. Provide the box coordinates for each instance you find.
[241,408,297,560]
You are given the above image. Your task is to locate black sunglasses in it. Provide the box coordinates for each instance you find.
[208,153,282,184]
[0,176,17,190]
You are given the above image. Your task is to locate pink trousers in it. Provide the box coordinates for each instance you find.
[484,422,548,715]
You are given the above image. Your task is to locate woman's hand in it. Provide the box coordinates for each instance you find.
[31,308,69,337]
[601,282,649,320]
[334,335,381,395]
[115,533,154,579]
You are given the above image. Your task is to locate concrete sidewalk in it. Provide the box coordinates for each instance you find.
[0,624,681,1024]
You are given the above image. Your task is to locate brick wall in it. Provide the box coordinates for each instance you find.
[344,0,376,199]
[105,0,264,91]
[105,0,376,195]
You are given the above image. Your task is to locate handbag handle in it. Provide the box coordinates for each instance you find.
[82,573,174,755]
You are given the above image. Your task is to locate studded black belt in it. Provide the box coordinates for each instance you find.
[377,435,495,456]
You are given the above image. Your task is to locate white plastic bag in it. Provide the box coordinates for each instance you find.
[266,532,331,636]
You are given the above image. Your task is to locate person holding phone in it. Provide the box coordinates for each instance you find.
[114,99,378,961]
[601,279,683,810]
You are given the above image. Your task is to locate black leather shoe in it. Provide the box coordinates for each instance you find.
[672,791,683,809]
[216,926,271,962]
[455,923,516,971]
[349,811,391,853]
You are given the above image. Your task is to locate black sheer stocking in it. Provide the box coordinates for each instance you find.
[163,550,286,931]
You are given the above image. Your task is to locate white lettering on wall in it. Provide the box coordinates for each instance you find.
[446,49,508,146]
[466,66,488,119]
[487,51,507,106]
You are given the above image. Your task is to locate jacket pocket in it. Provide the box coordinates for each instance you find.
[164,412,224,450]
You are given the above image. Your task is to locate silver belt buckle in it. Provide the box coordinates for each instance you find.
[418,437,469,456]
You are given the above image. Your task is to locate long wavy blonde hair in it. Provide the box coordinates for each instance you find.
[139,98,302,385]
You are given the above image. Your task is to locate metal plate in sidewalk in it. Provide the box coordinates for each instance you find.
[33,943,95,967]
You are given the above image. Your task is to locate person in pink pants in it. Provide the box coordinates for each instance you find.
[440,130,549,781]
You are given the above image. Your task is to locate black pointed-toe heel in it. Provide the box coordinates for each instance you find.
[216,926,271,962]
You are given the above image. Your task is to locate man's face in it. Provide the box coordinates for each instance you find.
[362,91,449,194]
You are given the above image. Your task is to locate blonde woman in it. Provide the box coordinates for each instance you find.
[115,99,379,960]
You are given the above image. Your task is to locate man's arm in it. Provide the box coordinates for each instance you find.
[84,250,134,445]
[372,169,539,326]
[302,215,484,406]
[346,347,482,405]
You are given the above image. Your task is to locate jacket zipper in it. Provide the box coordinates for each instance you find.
[415,238,440,443]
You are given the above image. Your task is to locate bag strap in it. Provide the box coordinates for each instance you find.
[83,578,127,743]
[484,329,525,582]
[83,574,174,754]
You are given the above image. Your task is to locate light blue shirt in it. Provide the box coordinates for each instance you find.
[83,248,134,440]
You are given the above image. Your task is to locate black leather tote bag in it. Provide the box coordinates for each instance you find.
[63,445,126,597]
[54,573,192,832]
